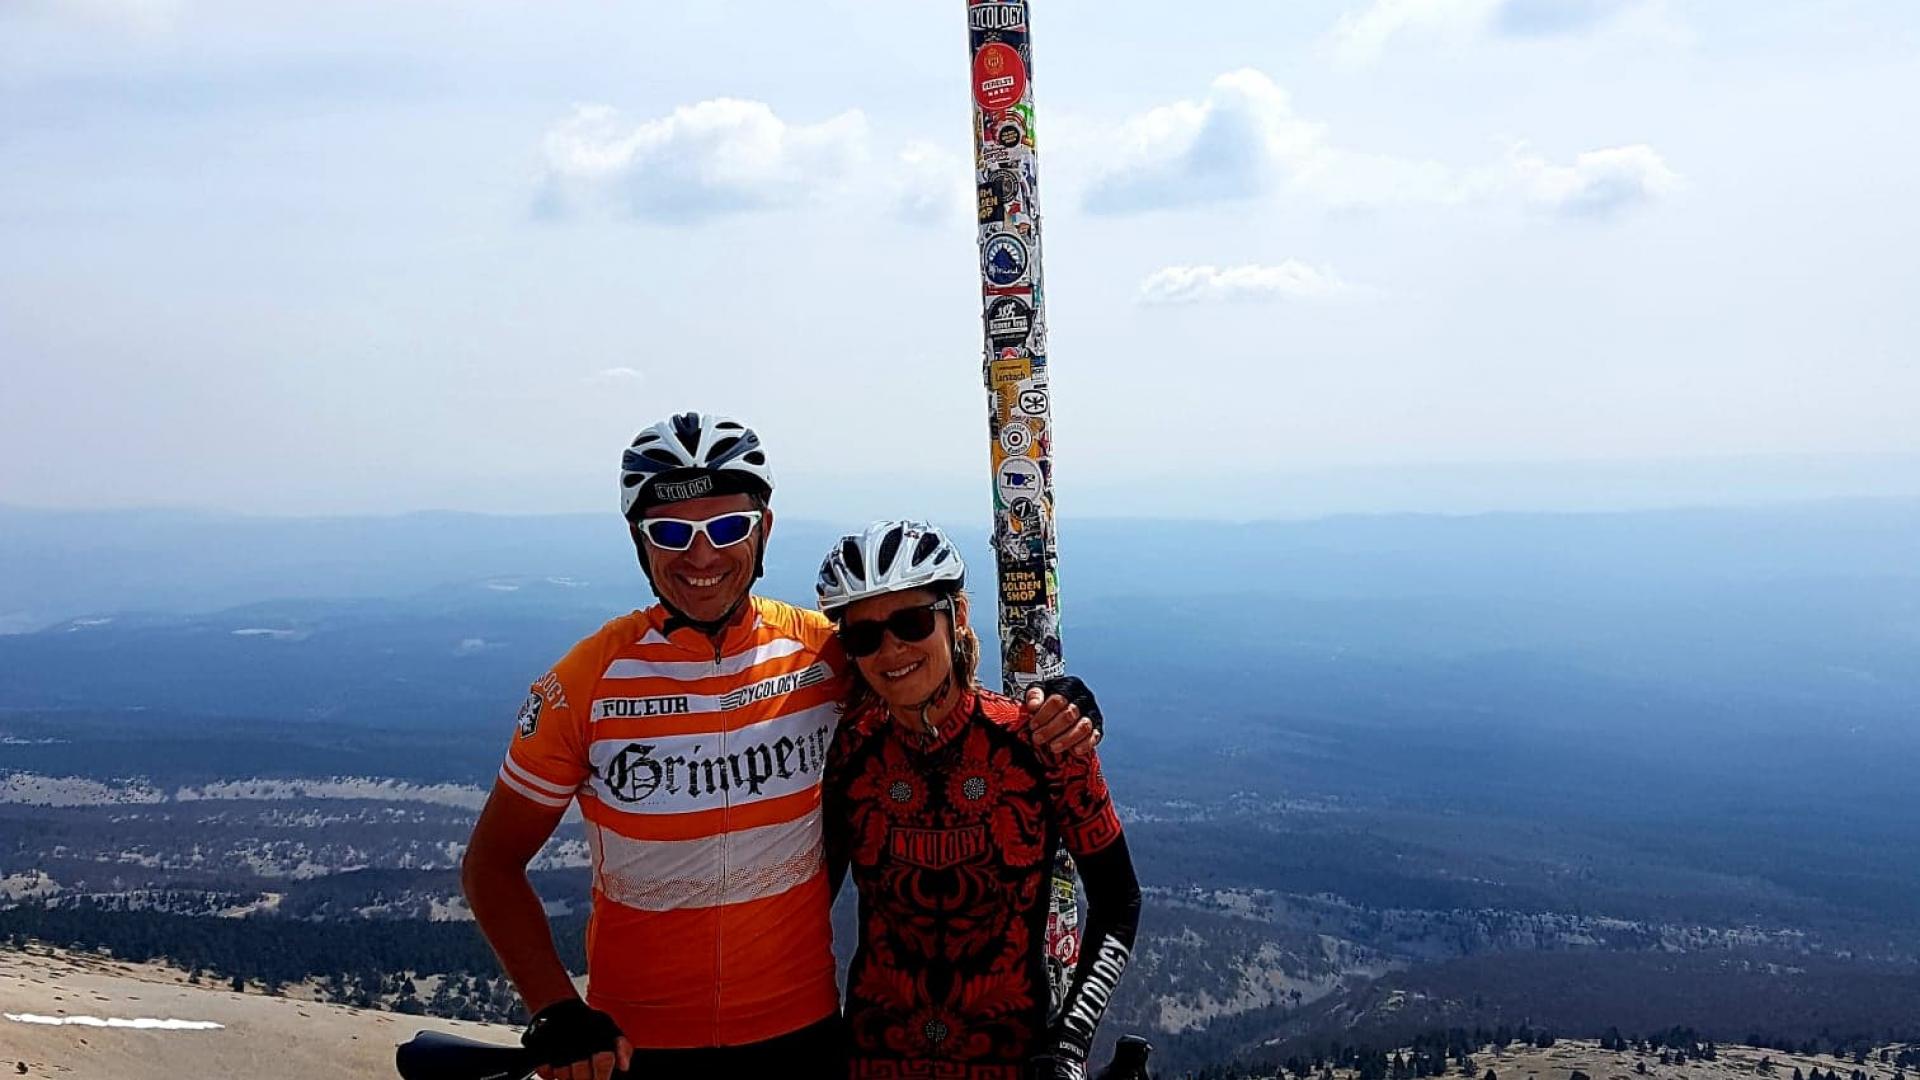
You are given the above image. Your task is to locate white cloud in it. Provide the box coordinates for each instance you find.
[536,99,870,223]
[1325,0,1670,64]
[890,140,972,226]
[1501,142,1682,218]
[1327,0,1498,65]
[1084,68,1676,220]
[1137,262,1359,306]
[588,367,644,384]
[1084,69,1331,215]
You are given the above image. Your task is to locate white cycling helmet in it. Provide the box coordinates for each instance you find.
[817,519,966,616]
[620,412,774,520]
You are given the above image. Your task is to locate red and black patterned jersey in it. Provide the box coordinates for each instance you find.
[824,688,1126,1080]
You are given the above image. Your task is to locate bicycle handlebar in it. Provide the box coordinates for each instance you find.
[394,1029,536,1080]
[394,1028,1153,1080]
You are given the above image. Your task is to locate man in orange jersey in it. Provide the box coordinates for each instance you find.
[461,412,1100,1080]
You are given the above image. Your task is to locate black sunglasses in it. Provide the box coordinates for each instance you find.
[839,601,949,658]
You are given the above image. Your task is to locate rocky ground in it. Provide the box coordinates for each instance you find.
[0,944,517,1080]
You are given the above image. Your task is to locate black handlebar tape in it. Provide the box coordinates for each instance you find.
[395,1029,538,1080]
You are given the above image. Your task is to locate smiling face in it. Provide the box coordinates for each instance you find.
[844,587,966,712]
[635,492,768,625]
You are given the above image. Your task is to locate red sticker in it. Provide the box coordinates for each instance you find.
[972,42,1028,111]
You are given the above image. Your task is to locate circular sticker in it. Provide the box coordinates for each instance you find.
[981,232,1029,288]
[999,420,1033,455]
[985,296,1034,350]
[972,43,1028,111]
[996,116,1025,148]
[991,167,1022,203]
[996,455,1043,505]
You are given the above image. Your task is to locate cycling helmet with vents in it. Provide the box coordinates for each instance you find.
[619,412,774,520]
[816,520,967,616]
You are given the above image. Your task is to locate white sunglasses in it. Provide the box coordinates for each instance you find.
[637,510,763,552]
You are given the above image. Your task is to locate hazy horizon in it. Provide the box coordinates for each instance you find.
[3,449,1916,523]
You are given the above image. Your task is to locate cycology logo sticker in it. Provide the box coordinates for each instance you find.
[981,232,1029,288]
[969,2,1027,32]
[985,296,1034,350]
[590,715,834,811]
[717,662,830,711]
[516,693,542,739]
[651,475,713,502]
[596,696,692,720]
[972,42,1028,111]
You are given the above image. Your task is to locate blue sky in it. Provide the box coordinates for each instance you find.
[2,0,1916,519]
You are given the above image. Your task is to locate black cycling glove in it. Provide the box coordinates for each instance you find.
[521,998,624,1069]
[1035,674,1103,735]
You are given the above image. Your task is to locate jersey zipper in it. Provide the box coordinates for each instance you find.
[712,634,727,1036]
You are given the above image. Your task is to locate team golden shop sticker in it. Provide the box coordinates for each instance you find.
[999,560,1046,608]
[977,180,1004,224]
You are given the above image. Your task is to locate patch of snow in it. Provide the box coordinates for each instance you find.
[176,777,488,810]
[484,581,521,592]
[217,893,284,918]
[6,1013,224,1030]
[231,627,302,640]
[65,617,115,631]
[0,869,61,900]
[0,773,167,806]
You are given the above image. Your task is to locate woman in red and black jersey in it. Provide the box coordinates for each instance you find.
[816,520,1141,1080]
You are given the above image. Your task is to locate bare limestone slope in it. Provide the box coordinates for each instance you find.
[1,945,516,1080]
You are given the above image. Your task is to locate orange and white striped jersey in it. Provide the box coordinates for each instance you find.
[497,596,849,1049]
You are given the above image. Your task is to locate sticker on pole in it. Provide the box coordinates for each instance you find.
[999,419,1034,455]
[981,232,1030,288]
[986,296,1034,351]
[972,43,1028,111]
[1016,381,1049,416]
[996,456,1043,506]
[969,2,1029,34]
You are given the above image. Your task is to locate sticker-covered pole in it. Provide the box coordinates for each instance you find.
[967,0,1078,1007]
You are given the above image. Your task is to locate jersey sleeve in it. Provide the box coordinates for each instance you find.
[496,637,599,811]
[1045,745,1124,858]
